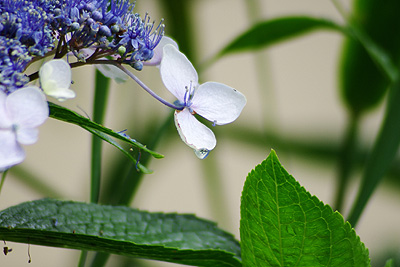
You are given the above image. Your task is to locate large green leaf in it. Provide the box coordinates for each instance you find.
[0,199,241,267]
[49,102,163,159]
[339,0,400,115]
[240,150,370,266]
[218,16,346,57]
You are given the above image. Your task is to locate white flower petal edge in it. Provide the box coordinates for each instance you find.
[7,86,49,129]
[0,131,25,172]
[96,64,129,84]
[144,36,179,66]
[191,82,246,125]
[160,44,198,102]
[174,109,216,154]
[39,59,75,101]
[0,87,49,170]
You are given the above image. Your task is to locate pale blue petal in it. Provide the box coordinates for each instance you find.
[6,86,49,128]
[174,108,216,152]
[144,36,179,67]
[191,82,246,125]
[0,131,25,170]
[160,44,198,102]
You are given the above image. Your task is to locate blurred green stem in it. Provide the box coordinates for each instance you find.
[202,156,230,226]
[0,170,8,196]
[81,70,110,267]
[244,0,276,132]
[333,114,359,211]
[77,251,88,267]
[90,70,110,203]
[348,75,400,227]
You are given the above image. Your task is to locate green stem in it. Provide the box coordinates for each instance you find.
[0,170,8,196]
[333,114,359,211]
[77,250,88,267]
[81,70,110,267]
[243,0,276,132]
[202,155,230,225]
[348,75,400,227]
[89,252,109,267]
[90,70,110,204]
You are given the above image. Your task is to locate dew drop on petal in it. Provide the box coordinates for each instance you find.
[194,148,210,159]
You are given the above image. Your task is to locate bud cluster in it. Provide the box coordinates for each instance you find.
[0,0,164,92]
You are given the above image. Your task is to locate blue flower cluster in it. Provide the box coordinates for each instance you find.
[0,0,164,93]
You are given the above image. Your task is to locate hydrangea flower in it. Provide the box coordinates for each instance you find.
[39,59,75,101]
[160,44,246,159]
[0,86,49,171]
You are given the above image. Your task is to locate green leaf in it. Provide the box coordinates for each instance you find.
[0,199,241,267]
[218,16,347,57]
[240,150,370,266]
[49,102,163,159]
[339,0,400,115]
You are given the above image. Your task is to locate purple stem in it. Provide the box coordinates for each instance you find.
[77,60,184,111]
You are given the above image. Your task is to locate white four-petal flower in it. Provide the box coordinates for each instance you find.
[0,86,49,171]
[160,44,246,158]
[39,59,75,101]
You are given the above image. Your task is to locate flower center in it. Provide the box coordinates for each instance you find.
[183,80,195,113]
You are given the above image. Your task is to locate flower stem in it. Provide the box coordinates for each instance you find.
[117,64,183,110]
[90,70,110,203]
[348,74,400,227]
[333,113,359,211]
[0,170,8,196]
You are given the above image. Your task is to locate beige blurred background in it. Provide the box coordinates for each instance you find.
[1,0,400,266]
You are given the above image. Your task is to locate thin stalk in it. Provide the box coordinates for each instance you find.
[77,251,88,267]
[348,75,400,227]
[90,70,111,203]
[70,61,182,110]
[243,0,276,132]
[0,170,8,196]
[79,70,110,267]
[333,114,359,211]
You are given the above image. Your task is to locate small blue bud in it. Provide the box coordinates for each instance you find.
[132,61,143,71]
[98,25,111,37]
[71,22,80,31]
[84,3,96,12]
[92,11,103,21]
[111,24,120,33]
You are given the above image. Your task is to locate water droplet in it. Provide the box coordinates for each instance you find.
[195,148,210,159]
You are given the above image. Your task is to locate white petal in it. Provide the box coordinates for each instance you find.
[0,131,25,170]
[0,90,12,128]
[144,36,179,67]
[6,86,49,128]
[160,44,198,102]
[96,64,129,83]
[39,59,75,101]
[191,82,246,125]
[16,128,39,145]
[174,108,216,153]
